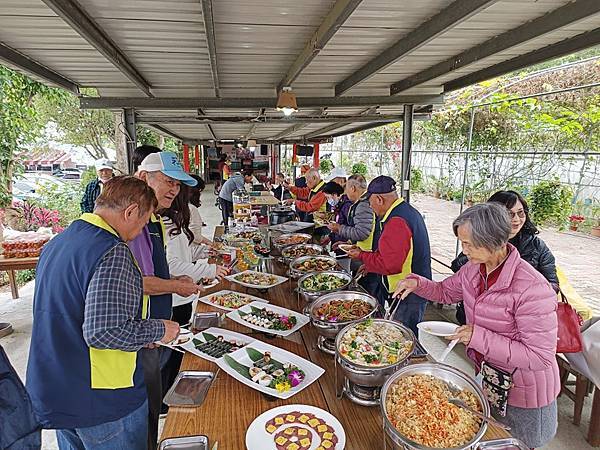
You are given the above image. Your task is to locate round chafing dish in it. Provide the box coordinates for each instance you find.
[380,362,490,450]
[289,255,338,279]
[309,291,378,354]
[297,270,352,305]
[272,232,312,251]
[281,243,323,264]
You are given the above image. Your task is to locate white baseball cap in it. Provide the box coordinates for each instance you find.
[94,158,113,171]
[138,151,197,187]
[326,166,348,182]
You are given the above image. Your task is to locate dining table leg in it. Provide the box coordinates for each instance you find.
[7,269,18,299]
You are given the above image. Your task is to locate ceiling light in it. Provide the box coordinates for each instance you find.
[276,86,298,116]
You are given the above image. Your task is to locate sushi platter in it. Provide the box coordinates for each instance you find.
[226,301,309,337]
[197,289,269,312]
[180,327,254,362]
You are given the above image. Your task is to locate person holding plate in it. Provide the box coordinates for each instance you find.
[346,175,431,335]
[393,202,559,448]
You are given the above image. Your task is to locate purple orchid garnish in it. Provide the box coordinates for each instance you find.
[287,370,304,387]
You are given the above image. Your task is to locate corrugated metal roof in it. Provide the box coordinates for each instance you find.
[0,0,598,142]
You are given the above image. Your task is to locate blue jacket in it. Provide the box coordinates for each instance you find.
[26,218,147,429]
[0,344,40,449]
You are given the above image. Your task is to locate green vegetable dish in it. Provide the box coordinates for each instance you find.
[301,273,347,292]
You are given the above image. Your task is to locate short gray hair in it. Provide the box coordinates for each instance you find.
[452,203,511,251]
[306,168,320,180]
[347,174,367,189]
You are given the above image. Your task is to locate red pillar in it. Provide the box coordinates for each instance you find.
[313,143,320,168]
[292,143,298,165]
[183,144,190,172]
[194,145,200,174]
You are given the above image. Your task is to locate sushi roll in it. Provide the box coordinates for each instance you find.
[249,367,262,378]
[272,369,285,377]
[251,370,266,383]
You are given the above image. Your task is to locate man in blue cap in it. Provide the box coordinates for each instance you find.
[347,175,432,335]
[132,150,202,449]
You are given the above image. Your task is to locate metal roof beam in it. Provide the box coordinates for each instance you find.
[40,0,153,97]
[80,94,443,110]
[270,108,327,140]
[304,106,375,138]
[245,108,265,138]
[335,0,496,96]
[197,108,218,141]
[0,43,80,94]
[390,0,600,95]
[276,0,363,92]
[142,123,185,142]
[200,0,220,98]
[136,114,404,124]
[444,27,600,92]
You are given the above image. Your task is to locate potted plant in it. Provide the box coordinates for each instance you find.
[568,215,585,231]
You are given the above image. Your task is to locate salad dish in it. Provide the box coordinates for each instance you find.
[246,404,346,450]
[227,301,309,337]
[198,290,268,312]
[299,271,351,293]
[180,327,254,362]
[337,318,413,367]
[217,340,324,399]
[225,270,288,289]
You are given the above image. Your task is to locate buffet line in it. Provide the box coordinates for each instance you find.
[160,224,519,450]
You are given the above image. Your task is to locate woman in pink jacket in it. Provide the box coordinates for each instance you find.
[394,202,559,448]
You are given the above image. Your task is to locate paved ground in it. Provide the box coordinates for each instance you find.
[0,189,597,449]
[413,194,600,315]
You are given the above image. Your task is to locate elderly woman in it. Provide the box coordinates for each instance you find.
[452,190,558,324]
[394,203,559,448]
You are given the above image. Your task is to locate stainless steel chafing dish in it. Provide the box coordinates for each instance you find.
[280,243,323,265]
[289,255,338,279]
[309,291,379,354]
[271,232,312,251]
[335,318,415,389]
[297,270,352,305]
[380,362,490,450]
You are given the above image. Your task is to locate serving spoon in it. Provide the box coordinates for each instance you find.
[448,398,511,431]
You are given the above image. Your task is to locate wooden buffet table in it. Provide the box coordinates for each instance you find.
[161,253,509,449]
[0,255,38,299]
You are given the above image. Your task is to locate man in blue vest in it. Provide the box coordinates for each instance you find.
[26,176,181,450]
[347,176,432,335]
[131,150,201,449]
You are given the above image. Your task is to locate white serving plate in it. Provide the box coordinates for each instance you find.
[417,321,459,337]
[197,289,269,312]
[225,270,288,290]
[226,301,308,337]
[157,327,192,348]
[216,340,324,400]
[180,327,255,362]
[246,404,346,450]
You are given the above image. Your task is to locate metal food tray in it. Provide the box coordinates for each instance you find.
[159,435,209,450]
[475,438,529,450]
[163,371,215,407]
[268,221,314,233]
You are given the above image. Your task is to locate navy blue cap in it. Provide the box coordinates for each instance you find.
[366,175,397,196]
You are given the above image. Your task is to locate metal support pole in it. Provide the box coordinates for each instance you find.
[401,104,414,202]
[455,107,475,256]
[123,108,137,174]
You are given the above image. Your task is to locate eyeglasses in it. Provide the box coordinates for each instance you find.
[508,210,526,219]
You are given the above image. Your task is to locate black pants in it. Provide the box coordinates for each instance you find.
[161,303,193,413]
[140,347,161,450]
[220,198,233,227]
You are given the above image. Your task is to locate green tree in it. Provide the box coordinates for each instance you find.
[0,66,58,206]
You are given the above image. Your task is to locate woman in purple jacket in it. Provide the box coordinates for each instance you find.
[394,202,559,448]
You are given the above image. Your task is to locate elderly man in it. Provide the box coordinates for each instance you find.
[284,168,327,222]
[347,175,431,335]
[328,174,375,251]
[80,158,114,213]
[27,176,180,450]
[218,169,255,229]
[130,149,201,449]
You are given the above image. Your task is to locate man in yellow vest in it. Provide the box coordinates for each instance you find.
[284,168,327,222]
[27,176,180,450]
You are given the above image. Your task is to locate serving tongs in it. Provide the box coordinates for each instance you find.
[383,294,403,321]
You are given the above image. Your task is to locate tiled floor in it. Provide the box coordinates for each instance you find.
[0,188,596,449]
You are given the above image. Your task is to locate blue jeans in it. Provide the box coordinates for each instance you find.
[56,400,147,450]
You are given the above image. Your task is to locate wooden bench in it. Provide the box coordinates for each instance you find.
[0,256,38,299]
